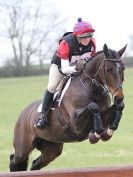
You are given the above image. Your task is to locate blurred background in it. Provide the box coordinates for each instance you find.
[0,0,132,76]
[0,0,133,172]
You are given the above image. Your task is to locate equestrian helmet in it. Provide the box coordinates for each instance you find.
[73,18,95,38]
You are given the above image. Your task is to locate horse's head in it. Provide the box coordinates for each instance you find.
[100,44,127,103]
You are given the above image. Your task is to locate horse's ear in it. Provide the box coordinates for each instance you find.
[118,44,127,57]
[103,44,109,57]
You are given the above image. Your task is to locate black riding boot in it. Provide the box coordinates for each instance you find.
[35,90,54,128]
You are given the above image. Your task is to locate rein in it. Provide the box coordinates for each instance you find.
[82,69,107,91]
[81,58,123,97]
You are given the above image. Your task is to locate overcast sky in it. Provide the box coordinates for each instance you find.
[55,0,132,50]
[0,0,132,65]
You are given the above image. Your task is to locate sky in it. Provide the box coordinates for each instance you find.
[0,0,132,65]
[54,0,132,51]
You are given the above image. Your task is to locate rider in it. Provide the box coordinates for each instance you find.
[35,17,96,129]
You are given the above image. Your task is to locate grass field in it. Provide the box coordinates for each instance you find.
[0,68,133,172]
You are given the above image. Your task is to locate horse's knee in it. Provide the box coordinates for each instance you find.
[88,102,103,134]
[88,102,100,114]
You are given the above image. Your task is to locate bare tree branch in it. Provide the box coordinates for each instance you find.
[0,0,67,72]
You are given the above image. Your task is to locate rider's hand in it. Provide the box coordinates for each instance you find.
[76,59,86,72]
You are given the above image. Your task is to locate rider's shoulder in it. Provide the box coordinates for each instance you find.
[59,32,74,44]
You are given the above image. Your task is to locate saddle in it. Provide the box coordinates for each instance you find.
[37,76,72,113]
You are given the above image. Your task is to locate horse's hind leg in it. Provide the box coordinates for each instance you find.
[9,129,35,171]
[30,139,63,170]
[10,154,29,171]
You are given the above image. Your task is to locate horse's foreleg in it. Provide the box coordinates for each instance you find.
[88,102,103,144]
[110,101,124,130]
[101,100,124,141]
[30,142,63,170]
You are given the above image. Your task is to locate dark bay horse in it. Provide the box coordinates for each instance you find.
[10,44,127,171]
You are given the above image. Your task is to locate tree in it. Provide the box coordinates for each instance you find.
[0,0,66,75]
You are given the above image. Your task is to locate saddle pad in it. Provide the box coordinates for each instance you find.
[37,77,72,112]
[37,103,42,113]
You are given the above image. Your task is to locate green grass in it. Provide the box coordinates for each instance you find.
[0,68,133,172]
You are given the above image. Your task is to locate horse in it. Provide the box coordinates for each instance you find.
[9,44,127,171]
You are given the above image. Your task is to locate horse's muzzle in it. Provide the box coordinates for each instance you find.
[109,86,124,102]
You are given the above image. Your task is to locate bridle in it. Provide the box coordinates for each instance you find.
[81,57,123,98]
[102,58,123,96]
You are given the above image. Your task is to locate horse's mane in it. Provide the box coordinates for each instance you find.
[93,48,118,59]
[89,50,103,61]
[95,50,103,57]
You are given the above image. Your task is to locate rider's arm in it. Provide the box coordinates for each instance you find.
[61,59,77,74]
[57,40,77,74]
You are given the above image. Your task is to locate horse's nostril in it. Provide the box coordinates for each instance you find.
[114,96,123,104]
[119,85,122,89]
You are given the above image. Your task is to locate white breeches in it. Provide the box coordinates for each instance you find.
[47,64,63,93]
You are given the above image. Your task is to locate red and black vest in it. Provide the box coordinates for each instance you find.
[51,33,96,68]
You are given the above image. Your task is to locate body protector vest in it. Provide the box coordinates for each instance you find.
[51,33,96,68]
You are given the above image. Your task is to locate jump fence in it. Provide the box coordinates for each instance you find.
[0,165,133,177]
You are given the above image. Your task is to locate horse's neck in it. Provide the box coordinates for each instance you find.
[83,54,103,79]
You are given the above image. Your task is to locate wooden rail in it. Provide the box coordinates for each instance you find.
[0,165,133,177]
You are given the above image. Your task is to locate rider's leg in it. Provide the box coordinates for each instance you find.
[35,64,63,128]
[35,90,54,128]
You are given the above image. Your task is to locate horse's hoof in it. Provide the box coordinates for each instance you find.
[101,129,113,141]
[88,132,100,144]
